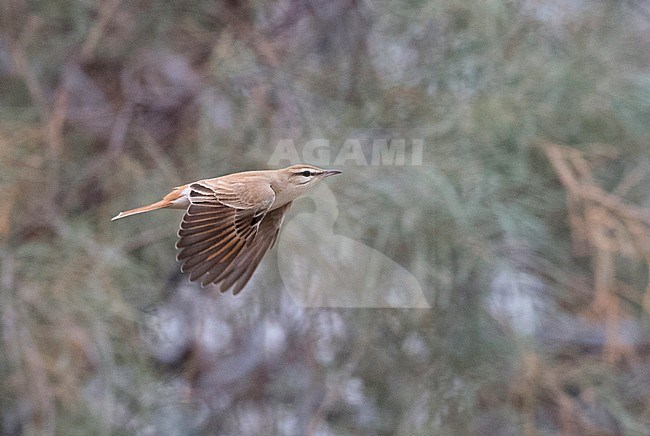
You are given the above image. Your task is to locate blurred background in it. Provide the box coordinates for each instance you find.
[1,0,649,434]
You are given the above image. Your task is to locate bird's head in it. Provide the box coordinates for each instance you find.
[275,164,342,200]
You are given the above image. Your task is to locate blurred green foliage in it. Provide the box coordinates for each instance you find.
[1,0,649,434]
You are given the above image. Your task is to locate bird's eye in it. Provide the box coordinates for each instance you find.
[302,170,312,177]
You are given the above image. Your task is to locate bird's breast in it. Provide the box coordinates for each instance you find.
[270,188,294,210]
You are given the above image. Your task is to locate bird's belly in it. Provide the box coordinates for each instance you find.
[170,197,190,209]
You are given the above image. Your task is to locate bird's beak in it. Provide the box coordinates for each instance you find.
[322,169,342,178]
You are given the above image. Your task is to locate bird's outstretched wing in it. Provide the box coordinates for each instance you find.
[176,180,290,293]
[215,202,291,294]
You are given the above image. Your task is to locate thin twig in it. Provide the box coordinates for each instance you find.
[81,0,124,61]
[613,159,649,197]
[544,143,650,224]
[9,17,49,119]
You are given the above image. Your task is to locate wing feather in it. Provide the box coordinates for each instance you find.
[176,180,282,293]
[176,222,234,248]
[215,202,291,294]
[182,229,239,262]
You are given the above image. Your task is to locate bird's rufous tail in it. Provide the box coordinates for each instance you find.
[111,199,172,221]
[111,185,187,221]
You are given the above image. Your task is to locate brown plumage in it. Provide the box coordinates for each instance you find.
[112,165,341,294]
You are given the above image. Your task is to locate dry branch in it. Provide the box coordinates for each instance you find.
[542,142,650,363]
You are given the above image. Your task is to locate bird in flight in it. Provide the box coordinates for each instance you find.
[112,165,341,294]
